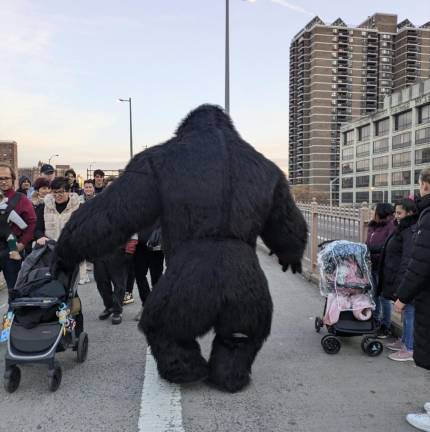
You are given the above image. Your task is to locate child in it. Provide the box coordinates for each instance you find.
[0,191,28,260]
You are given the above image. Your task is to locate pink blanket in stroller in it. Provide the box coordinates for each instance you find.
[323,293,373,326]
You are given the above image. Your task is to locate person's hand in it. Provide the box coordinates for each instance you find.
[16,243,25,252]
[125,239,138,255]
[394,299,406,313]
[36,237,49,246]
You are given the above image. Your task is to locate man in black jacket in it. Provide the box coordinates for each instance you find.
[395,167,430,431]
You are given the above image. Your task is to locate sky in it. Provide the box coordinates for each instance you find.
[1,0,429,175]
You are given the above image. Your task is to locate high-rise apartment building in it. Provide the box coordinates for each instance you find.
[289,13,430,201]
[0,141,18,173]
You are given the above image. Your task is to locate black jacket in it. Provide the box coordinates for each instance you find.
[397,194,430,370]
[378,214,418,301]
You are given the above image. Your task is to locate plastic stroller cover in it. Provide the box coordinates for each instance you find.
[318,240,375,321]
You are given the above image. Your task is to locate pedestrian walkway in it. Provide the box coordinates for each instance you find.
[0,250,427,431]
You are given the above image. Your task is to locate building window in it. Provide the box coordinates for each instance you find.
[415,147,430,165]
[374,118,389,136]
[356,191,369,203]
[342,147,354,161]
[392,190,410,202]
[356,159,369,173]
[342,192,353,203]
[392,132,411,150]
[394,110,412,131]
[342,177,353,188]
[373,174,388,187]
[356,175,369,188]
[344,130,354,145]
[358,124,370,141]
[416,127,430,145]
[342,162,353,174]
[418,104,430,125]
[372,190,384,203]
[392,171,411,186]
[415,169,422,184]
[392,152,411,168]
[356,143,370,158]
[373,138,389,154]
[373,156,389,170]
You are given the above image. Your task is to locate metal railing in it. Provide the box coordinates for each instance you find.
[298,199,371,281]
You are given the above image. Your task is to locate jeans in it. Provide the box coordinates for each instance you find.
[372,269,392,328]
[402,303,415,352]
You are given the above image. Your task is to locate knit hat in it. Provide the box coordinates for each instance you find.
[19,175,31,188]
[33,177,51,190]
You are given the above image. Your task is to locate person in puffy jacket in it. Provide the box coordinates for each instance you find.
[395,168,430,431]
[378,199,417,361]
[366,202,395,338]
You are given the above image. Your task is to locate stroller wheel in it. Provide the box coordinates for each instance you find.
[361,336,371,353]
[365,340,383,357]
[315,317,324,333]
[76,332,89,363]
[4,366,21,393]
[47,364,62,392]
[321,335,341,354]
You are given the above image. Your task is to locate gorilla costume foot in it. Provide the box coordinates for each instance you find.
[207,335,261,393]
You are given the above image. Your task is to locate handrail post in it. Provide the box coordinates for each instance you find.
[359,201,370,243]
[310,198,319,275]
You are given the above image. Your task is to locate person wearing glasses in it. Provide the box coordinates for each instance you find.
[0,164,37,292]
[34,177,81,246]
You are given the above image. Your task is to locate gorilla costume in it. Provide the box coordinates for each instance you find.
[55,104,307,392]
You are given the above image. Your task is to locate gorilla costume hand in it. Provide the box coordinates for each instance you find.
[280,261,302,274]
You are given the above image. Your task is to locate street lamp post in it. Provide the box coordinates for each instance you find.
[118,97,133,159]
[48,154,59,164]
[88,162,96,179]
[329,177,340,209]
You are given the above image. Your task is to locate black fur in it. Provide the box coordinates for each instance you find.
[55,104,307,392]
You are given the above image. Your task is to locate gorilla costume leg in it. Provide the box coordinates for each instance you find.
[140,240,272,392]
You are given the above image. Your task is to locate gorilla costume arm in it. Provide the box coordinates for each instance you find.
[260,173,307,272]
[55,152,161,267]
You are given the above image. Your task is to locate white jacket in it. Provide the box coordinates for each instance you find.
[43,193,80,241]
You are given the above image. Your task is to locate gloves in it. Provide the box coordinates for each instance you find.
[278,258,302,274]
[125,239,138,255]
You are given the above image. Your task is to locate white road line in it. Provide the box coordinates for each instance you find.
[138,349,185,432]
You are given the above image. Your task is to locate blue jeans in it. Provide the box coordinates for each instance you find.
[374,296,393,328]
[402,303,415,352]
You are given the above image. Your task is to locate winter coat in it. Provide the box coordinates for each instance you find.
[378,214,418,301]
[366,218,396,270]
[397,193,430,370]
[69,181,82,195]
[35,193,80,241]
[31,191,45,208]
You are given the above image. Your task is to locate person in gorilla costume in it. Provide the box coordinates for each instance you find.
[55,104,307,392]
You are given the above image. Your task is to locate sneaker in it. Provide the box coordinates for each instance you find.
[388,349,414,362]
[78,278,90,285]
[376,325,391,339]
[406,413,430,432]
[424,403,430,415]
[98,308,113,320]
[112,313,122,325]
[386,339,403,351]
[134,308,143,322]
[123,292,134,305]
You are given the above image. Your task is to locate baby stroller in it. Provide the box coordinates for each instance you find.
[3,241,88,393]
[314,240,383,357]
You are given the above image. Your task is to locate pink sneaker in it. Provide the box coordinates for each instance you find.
[386,339,403,352]
[388,349,414,362]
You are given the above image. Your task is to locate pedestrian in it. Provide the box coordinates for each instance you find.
[0,164,36,293]
[93,177,129,324]
[17,176,33,199]
[80,179,95,203]
[64,169,82,195]
[366,202,396,338]
[31,177,51,208]
[93,169,105,194]
[378,199,417,361]
[394,167,430,432]
[133,224,164,321]
[39,164,55,183]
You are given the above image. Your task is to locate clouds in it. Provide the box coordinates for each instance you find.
[270,0,315,16]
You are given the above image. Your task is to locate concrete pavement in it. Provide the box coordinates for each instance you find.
[0,251,428,432]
